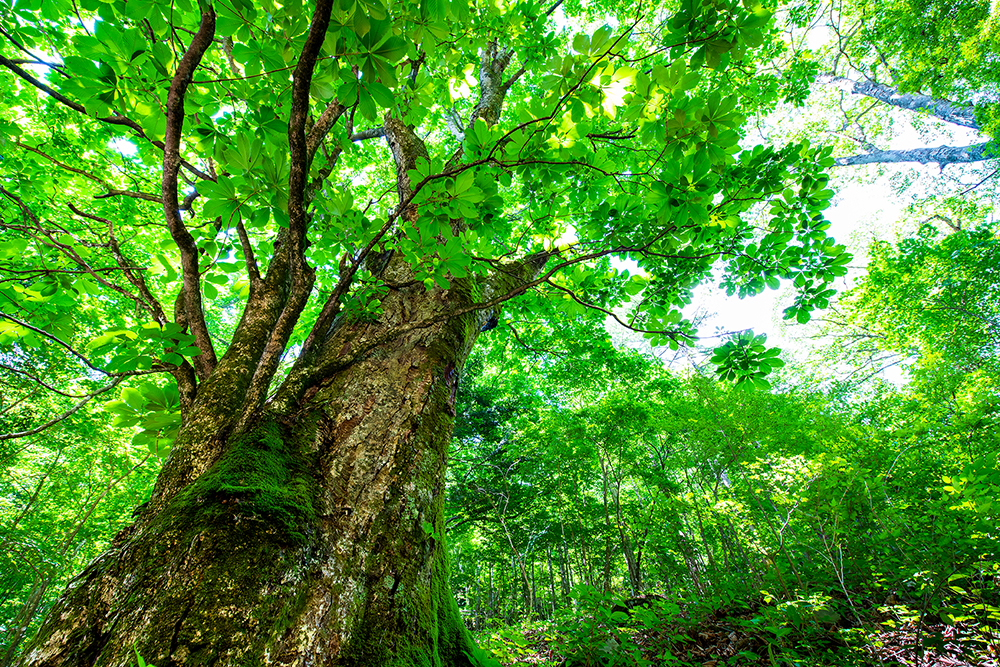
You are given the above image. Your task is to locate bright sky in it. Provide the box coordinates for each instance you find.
[608,96,994,384]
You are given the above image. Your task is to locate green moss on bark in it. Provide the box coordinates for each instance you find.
[163,419,318,544]
[338,543,476,667]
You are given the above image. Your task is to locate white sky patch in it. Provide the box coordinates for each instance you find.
[351,169,370,187]
[604,33,996,382]
[604,157,930,390]
[22,51,64,80]
[680,171,908,363]
[108,138,138,156]
[804,25,831,50]
[213,106,235,120]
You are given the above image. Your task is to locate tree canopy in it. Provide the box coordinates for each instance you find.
[0,0,853,426]
[0,0,997,665]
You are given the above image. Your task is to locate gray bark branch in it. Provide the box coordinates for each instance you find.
[816,73,979,130]
[834,142,996,167]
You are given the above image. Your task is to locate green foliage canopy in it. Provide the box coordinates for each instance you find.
[0,0,853,443]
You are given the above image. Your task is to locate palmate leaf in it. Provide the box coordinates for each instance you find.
[106,381,182,458]
[711,331,783,390]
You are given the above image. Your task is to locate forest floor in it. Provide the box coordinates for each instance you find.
[478,598,1000,666]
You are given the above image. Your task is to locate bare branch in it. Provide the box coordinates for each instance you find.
[0,25,67,74]
[816,73,980,130]
[0,312,111,376]
[543,0,564,18]
[93,189,163,204]
[15,142,159,204]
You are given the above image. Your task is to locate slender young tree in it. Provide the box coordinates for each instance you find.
[0,0,849,663]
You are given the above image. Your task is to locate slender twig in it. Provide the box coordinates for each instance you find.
[0,363,94,398]
[0,55,213,182]
[0,312,110,375]
[0,378,124,442]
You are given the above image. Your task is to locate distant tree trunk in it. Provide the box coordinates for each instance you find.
[677,520,706,594]
[579,539,594,587]
[497,513,533,617]
[835,142,995,167]
[599,457,615,593]
[6,449,150,667]
[1,451,61,667]
[816,73,979,129]
[722,516,761,589]
[546,546,557,616]
[612,487,642,595]
[1,579,49,667]
[529,560,537,616]
[559,532,572,595]
[487,562,495,626]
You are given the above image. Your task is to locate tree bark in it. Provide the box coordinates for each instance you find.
[834,141,996,167]
[13,29,539,665]
[15,233,549,665]
[816,73,979,130]
[17,277,479,666]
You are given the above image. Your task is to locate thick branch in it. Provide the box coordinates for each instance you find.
[306,100,346,161]
[445,42,524,170]
[232,0,334,431]
[351,126,385,142]
[471,42,518,126]
[383,115,430,219]
[162,8,219,382]
[816,74,979,130]
[834,142,996,167]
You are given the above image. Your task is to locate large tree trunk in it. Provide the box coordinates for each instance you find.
[16,19,532,661]
[16,265,489,666]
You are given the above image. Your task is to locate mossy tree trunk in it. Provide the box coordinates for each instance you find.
[17,252,515,666]
[15,5,536,662]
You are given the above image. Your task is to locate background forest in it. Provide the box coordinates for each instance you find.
[1,0,998,665]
